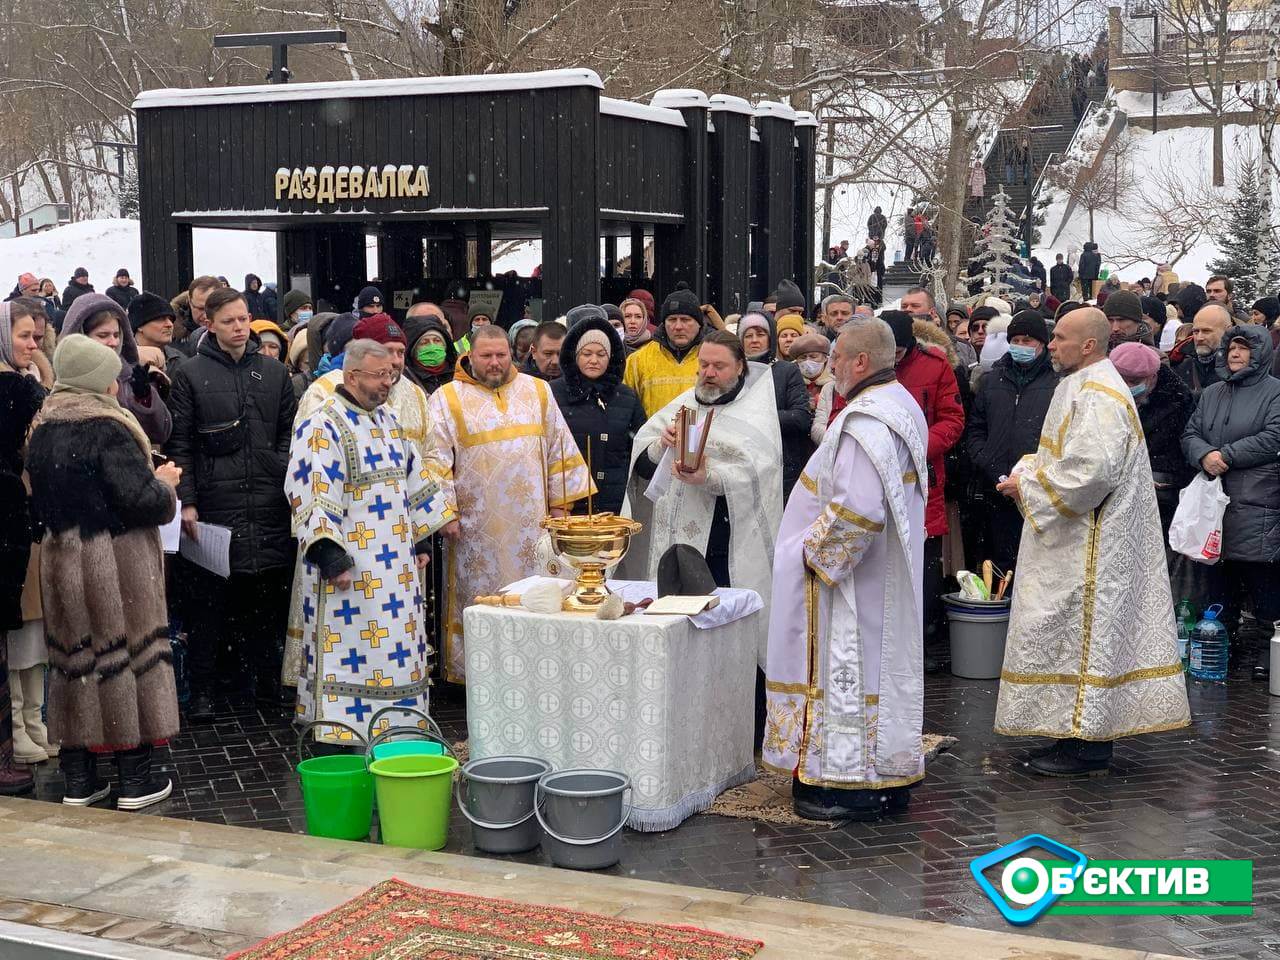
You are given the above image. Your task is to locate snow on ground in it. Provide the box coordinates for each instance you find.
[1034,109,1258,285]
[0,218,280,292]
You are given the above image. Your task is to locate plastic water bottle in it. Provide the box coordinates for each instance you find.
[1189,604,1229,681]
[1175,598,1196,670]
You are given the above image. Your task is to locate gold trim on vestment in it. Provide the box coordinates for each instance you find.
[810,564,837,587]
[799,472,817,494]
[995,717,1191,740]
[865,694,880,705]
[766,679,824,697]
[797,572,820,775]
[830,502,885,532]
[1039,412,1071,457]
[1000,662,1185,688]
[797,771,925,789]
[1071,508,1102,735]
[902,471,918,485]
[1035,467,1080,518]
[1082,380,1144,439]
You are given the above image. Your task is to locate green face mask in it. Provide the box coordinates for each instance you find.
[416,342,447,367]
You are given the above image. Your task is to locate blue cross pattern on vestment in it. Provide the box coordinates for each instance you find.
[294,422,307,440]
[386,642,411,668]
[302,596,315,622]
[413,589,423,609]
[387,444,404,469]
[324,460,345,483]
[382,593,405,619]
[393,696,417,708]
[291,458,311,484]
[305,646,314,667]
[417,639,427,658]
[368,495,393,521]
[373,543,398,570]
[345,408,361,426]
[333,598,361,626]
[345,698,372,723]
[363,447,384,471]
[340,647,367,673]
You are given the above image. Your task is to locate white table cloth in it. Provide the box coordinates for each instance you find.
[463,592,760,832]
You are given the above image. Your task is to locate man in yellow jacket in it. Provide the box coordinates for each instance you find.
[623,283,707,417]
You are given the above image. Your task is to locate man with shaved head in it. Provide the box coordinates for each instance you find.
[992,307,1190,777]
[1174,303,1234,397]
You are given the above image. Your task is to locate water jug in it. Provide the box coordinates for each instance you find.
[1189,604,1228,682]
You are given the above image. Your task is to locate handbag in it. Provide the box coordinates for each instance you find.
[198,407,248,456]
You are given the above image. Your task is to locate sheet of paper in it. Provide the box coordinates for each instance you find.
[179,522,232,578]
[644,595,720,616]
[643,419,705,504]
[160,500,183,554]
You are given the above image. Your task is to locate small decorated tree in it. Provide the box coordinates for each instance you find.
[973,187,1021,298]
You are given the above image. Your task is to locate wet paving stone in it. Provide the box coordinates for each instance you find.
[25,666,1280,958]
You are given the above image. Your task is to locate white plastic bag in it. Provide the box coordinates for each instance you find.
[1168,474,1230,565]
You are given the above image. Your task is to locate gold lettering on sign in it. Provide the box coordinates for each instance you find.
[274,165,431,204]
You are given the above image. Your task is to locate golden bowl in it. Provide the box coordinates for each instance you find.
[541,513,643,612]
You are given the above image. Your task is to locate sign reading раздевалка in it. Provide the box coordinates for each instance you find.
[970,834,1253,925]
[274,165,430,204]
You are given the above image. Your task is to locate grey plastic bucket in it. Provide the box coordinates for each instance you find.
[534,769,631,870]
[944,593,1010,679]
[456,756,552,854]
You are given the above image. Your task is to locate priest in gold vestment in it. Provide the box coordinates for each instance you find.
[995,309,1190,776]
[424,325,591,682]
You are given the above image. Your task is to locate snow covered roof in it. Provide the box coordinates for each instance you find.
[709,94,753,115]
[134,68,603,110]
[755,101,798,122]
[599,97,686,127]
[650,89,710,110]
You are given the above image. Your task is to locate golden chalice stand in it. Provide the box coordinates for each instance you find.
[539,513,642,613]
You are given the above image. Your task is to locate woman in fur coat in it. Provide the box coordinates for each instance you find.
[26,334,182,810]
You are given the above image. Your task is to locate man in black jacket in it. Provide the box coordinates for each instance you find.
[105,269,140,311]
[61,267,94,311]
[867,206,888,240]
[1173,303,1232,397]
[965,311,1058,569]
[167,286,298,718]
[1049,254,1073,301]
[1077,243,1101,300]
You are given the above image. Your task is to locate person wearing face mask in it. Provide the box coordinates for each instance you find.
[966,311,1058,571]
[791,332,832,410]
[548,317,645,515]
[403,311,459,396]
[1111,343,1193,551]
[282,289,313,330]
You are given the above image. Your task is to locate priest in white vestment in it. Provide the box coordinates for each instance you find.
[624,330,783,668]
[283,314,436,688]
[995,308,1190,776]
[763,317,929,822]
[423,325,592,683]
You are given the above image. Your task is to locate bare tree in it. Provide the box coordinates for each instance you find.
[1047,130,1137,242]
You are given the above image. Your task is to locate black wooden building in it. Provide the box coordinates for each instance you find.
[134,69,817,319]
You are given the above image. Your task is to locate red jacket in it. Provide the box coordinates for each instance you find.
[896,344,965,536]
[826,345,964,536]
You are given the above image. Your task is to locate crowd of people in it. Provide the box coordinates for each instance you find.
[0,253,1264,823]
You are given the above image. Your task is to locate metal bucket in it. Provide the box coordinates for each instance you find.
[534,768,631,870]
[456,756,552,854]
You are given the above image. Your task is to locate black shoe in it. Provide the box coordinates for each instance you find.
[0,757,33,797]
[187,690,215,722]
[924,655,949,675]
[881,786,911,814]
[793,785,883,822]
[115,746,173,811]
[60,747,110,806]
[1026,740,1061,761]
[1028,739,1112,778]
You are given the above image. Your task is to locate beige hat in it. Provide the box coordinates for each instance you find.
[52,333,121,395]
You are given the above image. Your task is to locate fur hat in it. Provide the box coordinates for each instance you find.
[880,310,915,350]
[52,334,120,395]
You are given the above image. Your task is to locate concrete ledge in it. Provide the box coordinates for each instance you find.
[0,798,1183,960]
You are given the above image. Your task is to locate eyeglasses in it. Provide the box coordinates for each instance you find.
[352,368,394,382]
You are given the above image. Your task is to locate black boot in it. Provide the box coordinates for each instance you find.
[1253,645,1270,682]
[1026,739,1061,761]
[1029,738,1112,778]
[115,745,172,811]
[187,688,215,722]
[881,786,911,814]
[60,747,110,806]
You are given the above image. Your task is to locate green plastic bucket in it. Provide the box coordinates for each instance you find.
[372,739,445,761]
[295,720,374,841]
[370,753,459,849]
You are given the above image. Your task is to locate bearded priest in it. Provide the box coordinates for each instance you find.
[994,307,1190,777]
[762,316,929,822]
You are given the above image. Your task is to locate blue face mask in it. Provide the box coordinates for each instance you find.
[1129,382,1148,398]
[1007,344,1038,365]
